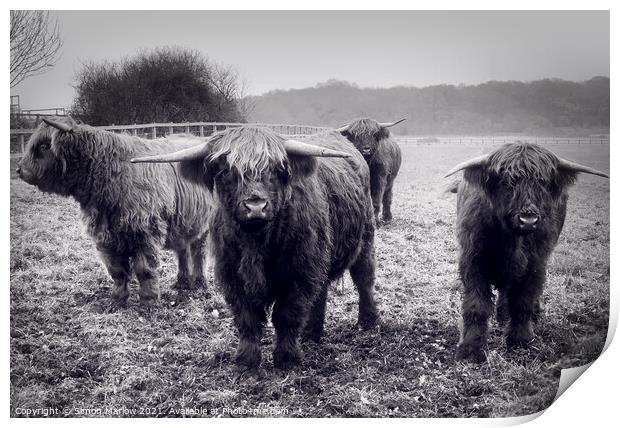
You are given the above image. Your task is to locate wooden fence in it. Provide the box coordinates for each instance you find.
[9,121,329,154]
[9,121,610,154]
[397,136,610,145]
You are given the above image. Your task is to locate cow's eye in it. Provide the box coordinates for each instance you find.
[39,142,51,152]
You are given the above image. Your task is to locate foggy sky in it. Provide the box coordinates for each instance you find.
[10,10,610,110]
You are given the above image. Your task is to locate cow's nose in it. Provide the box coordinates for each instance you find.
[243,199,268,217]
[518,213,540,226]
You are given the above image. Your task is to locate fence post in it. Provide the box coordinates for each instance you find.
[152,126,157,140]
[19,134,25,153]
[132,125,137,137]
[213,125,217,135]
[186,123,190,134]
[168,125,173,136]
[199,125,204,137]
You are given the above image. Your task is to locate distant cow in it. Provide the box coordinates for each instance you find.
[445,142,608,362]
[132,127,379,373]
[338,118,405,224]
[16,117,213,304]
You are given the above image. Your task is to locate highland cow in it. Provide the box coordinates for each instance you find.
[16,117,213,304]
[445,142,608,362]
[132,127,379,373]
[338,118,405,224]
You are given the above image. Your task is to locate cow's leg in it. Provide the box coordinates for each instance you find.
[456,258,493,363]
[231,302,267,373]
[133,245,160,303]
[98,246,130,303]
[496,290,510,327]
[302,284,329,342]
[189,233,208,289]
[532,297,544,323]
[349,234,379,330]
[381,178,395,224]
[271,294,308,370]
[370,175,387,226]
[506,269,545,349]
[173,243,192,290]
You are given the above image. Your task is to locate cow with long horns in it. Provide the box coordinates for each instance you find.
[445,142,608,362]
[16,117,214,304]
[132,127,379,373]
[337,118,405,225]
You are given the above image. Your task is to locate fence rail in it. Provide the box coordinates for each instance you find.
[397,136,610,145]
[9,121,610,154]
[9,121,329,154]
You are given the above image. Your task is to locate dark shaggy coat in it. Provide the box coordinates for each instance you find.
[341,118,402,224]
[17,117,213,303]
[453,142,599,362]
[177,127,379,372]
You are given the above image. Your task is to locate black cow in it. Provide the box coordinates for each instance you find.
[16,117,213,303]
[338,118,404,225]
[132,127,379,373]
[445,142,608,362]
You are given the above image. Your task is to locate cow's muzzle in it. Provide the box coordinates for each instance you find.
[242,198,269,220]
[516,212,540,232]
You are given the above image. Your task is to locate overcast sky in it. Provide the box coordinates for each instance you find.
[10,10,610,110]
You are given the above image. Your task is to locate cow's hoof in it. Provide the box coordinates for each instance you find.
[235,346,261,370]
[455,343,487,363]
[358,312,379,330]
[301,329,323,343]
[233,366,260,383]
[111,286,129,303]
[193,276,208,290]
[506,328,534,350]
[273,347,301,370]
[139,288,160,304]
[173,276,191,290]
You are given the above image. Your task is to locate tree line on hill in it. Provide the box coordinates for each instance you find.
[247,77,610,136]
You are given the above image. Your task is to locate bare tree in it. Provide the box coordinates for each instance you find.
[10,10,63,88]
[207,62,254,121]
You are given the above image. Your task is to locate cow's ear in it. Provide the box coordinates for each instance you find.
[376,126,390,141]
[552,170,578,195]
[179,158,214,191]
[340,130,353,141]
[462,165,492,191]
[287,154,318,179]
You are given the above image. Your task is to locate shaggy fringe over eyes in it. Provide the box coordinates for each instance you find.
[487,142,560,185]
[345,118,389,140]
[207,127,287,179]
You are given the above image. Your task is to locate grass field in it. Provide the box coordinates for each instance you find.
[10,142,610,418]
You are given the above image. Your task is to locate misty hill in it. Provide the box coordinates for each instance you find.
[247,77,609,136]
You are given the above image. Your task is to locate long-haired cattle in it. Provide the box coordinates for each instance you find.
[446,142,608,362]
[338,118,404,224]
[17,117,213,303]
[132,127,379,373]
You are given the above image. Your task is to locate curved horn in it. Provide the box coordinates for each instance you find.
[378,117,407,128]
[43,118,73,133]
[444,154,489,177]
[557,158,609,178]
[284,139,352,158]
[335,123,351,133]
[131,142,211,163]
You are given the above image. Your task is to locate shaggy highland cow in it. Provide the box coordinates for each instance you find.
[338,118,405,224]
[16,117,213,303]
[445,142,608,362]
[132,127,379,373]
